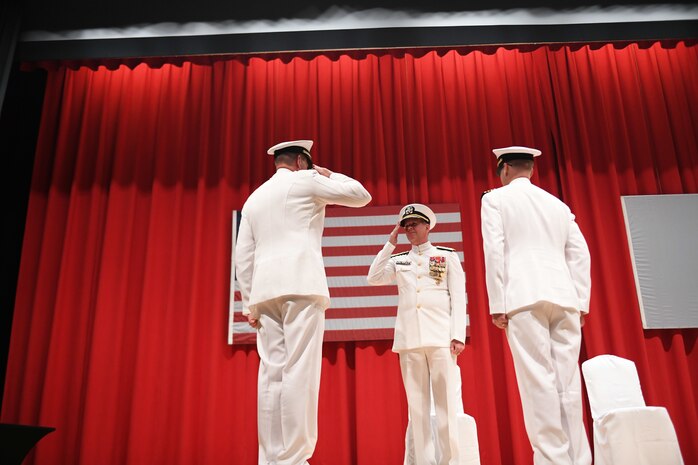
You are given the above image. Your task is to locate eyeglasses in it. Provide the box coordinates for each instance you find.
[403,221,425,230]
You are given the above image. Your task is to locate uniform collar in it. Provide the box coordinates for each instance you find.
[509,177,531,186]
[411,241,433,254]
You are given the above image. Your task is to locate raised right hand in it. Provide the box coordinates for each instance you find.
[388,222,400,245]
[313,165,333,178]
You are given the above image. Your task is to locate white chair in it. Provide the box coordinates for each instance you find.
[581,354,684,465]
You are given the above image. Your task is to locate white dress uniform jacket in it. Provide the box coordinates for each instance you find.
[367,241,467,351]
[480,177,591,314]
[235,168,372,314]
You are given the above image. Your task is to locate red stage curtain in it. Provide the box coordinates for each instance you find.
[3,41,697,465]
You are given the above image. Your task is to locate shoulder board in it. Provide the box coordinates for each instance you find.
[481,188,495,199]
[390,251,409,258]
[436,246,456,252]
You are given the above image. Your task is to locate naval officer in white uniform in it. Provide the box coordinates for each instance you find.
[480,146,592,465]
[234,140,371,465]
[367,204,467,465]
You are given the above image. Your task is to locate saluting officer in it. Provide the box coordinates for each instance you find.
[367,204,467,465]
[235,139,371,465]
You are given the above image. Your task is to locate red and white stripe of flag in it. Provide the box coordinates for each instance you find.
[229,204,468,344]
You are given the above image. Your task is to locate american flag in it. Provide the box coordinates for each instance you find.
[229,204,468,344]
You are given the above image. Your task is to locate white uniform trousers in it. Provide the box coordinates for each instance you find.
[505,302,591,465]
[255,295,326,465]
[404,373,468,465]
[400,347,462,465]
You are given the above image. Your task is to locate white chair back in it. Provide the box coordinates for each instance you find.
[581,354,646,420]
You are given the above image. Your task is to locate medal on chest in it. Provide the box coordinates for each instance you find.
[429,256,446,285]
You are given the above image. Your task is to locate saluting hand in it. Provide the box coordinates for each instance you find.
[313,165,333,178]
[247,315,259,329]
[388,222,400,245]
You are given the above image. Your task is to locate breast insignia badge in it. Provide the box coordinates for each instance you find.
[429,256,446,284]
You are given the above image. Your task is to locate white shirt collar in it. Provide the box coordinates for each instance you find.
[411,241,433,254]
[509,177,531,185]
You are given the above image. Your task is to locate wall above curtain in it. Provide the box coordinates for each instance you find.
[18,0,698,31]
[16,1,698,61]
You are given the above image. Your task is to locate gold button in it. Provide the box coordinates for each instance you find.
[417,276,421,279]
[417,304,421,309]
[417,289,421,293]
